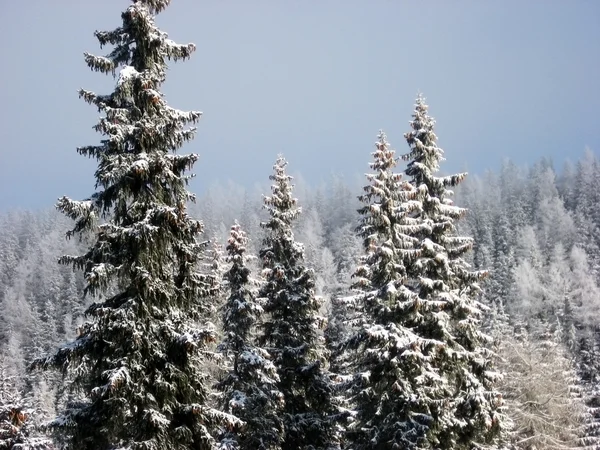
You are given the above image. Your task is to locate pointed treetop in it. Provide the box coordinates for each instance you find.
[353,130,422,291]
[226,221,248,262]
[134,0,171,14]
[31,1,237,447]
[370,130,398,172]
[404,94,443,172]
[403,94,466,189]
[221,221,261,349]
[87,0,196,78]
[262,155,301,234]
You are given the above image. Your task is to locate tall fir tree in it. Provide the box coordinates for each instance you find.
[258,156,339,450]
[31,2,240,448]
[345,131,444,449]
[216,222,283,450]
[401,94,503,448]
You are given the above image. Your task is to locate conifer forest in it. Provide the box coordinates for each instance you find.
[2,1,600,449]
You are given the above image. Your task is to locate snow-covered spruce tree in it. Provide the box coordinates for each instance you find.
[401,94,503,448]
[31,2,241,449]
[344,131,446,449]
[258,156,339,450]
[216,222,283,450]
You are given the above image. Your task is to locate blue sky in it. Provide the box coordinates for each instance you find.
[0,0,598,211]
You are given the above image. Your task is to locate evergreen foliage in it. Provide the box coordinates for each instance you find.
[258,156,339,450]
[216,222,283,450]
[345,131,439,449]
[30,1,240,448]
[401,94,503,448]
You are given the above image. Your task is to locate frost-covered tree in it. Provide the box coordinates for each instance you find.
[199,239,228,332]
[206,240,226,284]
[544,244,577,347]
[324,223,362,365]
[324,175,358,239]
[456,172,498,274]
[401,95,503,448]
[344,130,441,449]
[564,247,600,445]
[568,246,600,328]
[258,156,339,450]
[511,253,545,321]
[296,207,337,300]
[216,222,283,450]
[572,149,600,280]
[31,2,241,449]
[499,160,528,241]
[495,323,589,450]
[489,213,514,307]
[0,358,53,450]
[528,165,575,256]
[558,159,577,211]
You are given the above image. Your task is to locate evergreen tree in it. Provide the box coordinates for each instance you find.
[498,160,528,241]
[324,176,357,239]
[216,222,283,450]
[200,239,228,331]
[0,357,53,450]
[558,159,577,211]
[545,244,577,347]
[511,244,545,320]
[344,130,439,449]
[31,2,240,448]
[324,223,362,369]
[239,188,265,257]
[401,95,503,448]
[258,156,339,450]
[296,207,335,298]
[572,149,600,280]
[578,327,600,445]
[531,166,575,256]
[489,213,514,308]
[456,172,498,274]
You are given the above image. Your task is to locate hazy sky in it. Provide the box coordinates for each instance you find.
[0,0,598,211]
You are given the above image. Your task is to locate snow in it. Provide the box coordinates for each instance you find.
[238,350,263,366]
[228,391,247,410]
[117,65,139,86]
[385,281,397,295]
[131,155,149,174]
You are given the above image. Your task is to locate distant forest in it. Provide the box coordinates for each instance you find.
[2,148,600,448]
